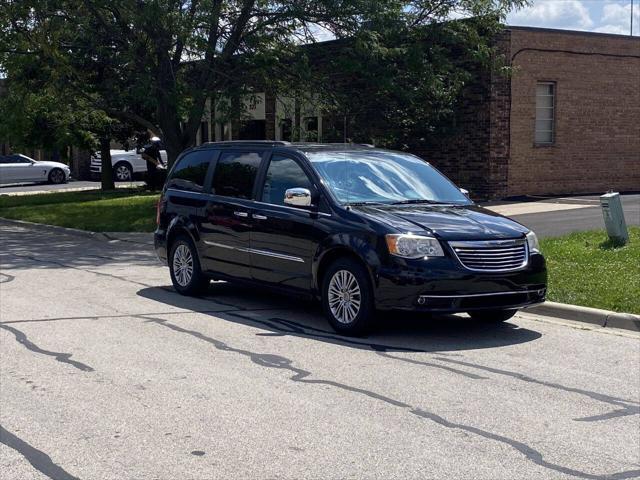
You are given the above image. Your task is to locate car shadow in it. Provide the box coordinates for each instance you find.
[136,282,542,354]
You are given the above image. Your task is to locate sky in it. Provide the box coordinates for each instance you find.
[506,0,639,36]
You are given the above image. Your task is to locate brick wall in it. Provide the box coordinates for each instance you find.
[508,28,640,196]
[414,32,512,199]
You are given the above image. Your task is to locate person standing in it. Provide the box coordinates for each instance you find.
[141,136,164,190]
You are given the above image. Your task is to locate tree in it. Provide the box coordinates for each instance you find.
[1,0,526,166]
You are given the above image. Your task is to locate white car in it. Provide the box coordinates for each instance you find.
[0,154,71,185]
[90,149,168,182]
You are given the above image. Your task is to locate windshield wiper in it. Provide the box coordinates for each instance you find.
[390,199,442,205]
[344,201,387,206]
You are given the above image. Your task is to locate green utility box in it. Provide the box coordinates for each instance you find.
[600,192,629,245]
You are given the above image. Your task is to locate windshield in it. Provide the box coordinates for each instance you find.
[306,150,471,205]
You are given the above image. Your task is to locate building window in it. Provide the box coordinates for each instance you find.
[304,116,318,142]
[535,82,555,144]
[280,119,292,142]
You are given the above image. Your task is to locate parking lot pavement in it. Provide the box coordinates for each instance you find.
[1,223,639,480]
[485,194,640,238]
[0,180,145,195]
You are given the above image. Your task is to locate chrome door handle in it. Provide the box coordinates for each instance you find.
[233,211,249,218]
[253,214,268,220]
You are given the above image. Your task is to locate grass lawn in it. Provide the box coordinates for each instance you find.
[540,227,640,314]
[0,189,159,232]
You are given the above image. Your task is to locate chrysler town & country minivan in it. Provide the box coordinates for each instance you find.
[155,141,546,335]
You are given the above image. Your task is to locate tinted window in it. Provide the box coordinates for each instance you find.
[212,151,262,199]
[167,150,214,192]
[261,155,312,206]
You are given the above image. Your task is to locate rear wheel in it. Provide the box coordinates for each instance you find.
[322,258,375,336]
[468,309,518,322]
[169,235,209,295]
[48,168,66,184]
[113,162,133,182]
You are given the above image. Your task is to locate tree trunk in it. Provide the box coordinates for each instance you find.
[100,136,115,190]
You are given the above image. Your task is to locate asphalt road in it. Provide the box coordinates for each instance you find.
[506,194,640,239]
[1,223,639,480]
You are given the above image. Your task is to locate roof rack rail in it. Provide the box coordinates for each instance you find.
[200,140,291,147]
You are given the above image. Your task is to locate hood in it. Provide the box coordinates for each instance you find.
[35,161,70,170]
[351,204,529,240]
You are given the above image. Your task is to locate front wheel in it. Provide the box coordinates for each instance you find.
[322,258,375,336]
[48,168,66,184]
[468,309,518,322]
[169,235,209,295]
[113,162,133,182]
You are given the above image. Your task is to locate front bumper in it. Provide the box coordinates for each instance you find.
[375,253,547,312]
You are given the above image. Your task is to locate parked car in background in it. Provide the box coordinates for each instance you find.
[90,148,167,181]
[155,141,547,335]
[0,154,70,185]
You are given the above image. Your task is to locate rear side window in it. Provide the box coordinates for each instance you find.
[212,151,262,199]
[167,150,214,192]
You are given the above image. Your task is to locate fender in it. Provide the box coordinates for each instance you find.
[166,216,202,261]
[312,232,383,293]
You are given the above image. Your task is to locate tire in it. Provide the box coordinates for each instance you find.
[48,168,66,184]
[169,235,209,295]
[321,257,375,336]
[113,162,133,182]
[468,309,518,323]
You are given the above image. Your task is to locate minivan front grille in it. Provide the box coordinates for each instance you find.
[449,239,528,272]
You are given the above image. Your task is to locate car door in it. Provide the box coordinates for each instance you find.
[3,155,33,183]
[250,152,323,291]
[0,156,13,184]
[199,149,265,280]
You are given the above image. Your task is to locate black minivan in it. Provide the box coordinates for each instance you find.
[155,141,546,335]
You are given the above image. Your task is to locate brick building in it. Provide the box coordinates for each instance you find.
[196,27,639,199]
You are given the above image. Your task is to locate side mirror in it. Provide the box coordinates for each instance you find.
[460,188,469,196]
[284,188,312,207]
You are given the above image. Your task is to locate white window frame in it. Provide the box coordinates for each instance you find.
[535,81,556,145]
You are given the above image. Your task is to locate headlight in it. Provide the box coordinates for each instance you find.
[526,231,540,253]
[385,234,444,259]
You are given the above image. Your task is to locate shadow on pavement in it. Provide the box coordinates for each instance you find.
[0,223,159,272]
[136,282,543,354]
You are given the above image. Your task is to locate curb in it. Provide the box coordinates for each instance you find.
[530,301,640,332]
[2,216,638,332]
[0,217,153,245]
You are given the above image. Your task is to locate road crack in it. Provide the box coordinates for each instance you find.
[0,425,80,480]
[141,314,640,480]
[0,324,94,372]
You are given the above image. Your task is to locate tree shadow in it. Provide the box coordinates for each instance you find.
[136,282,543,354]
[0,222,160,273]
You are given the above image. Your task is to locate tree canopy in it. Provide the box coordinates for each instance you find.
[0,0,526,165]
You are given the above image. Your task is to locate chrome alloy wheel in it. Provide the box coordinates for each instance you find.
[173,244,194,287]
[328,270,362,324]
[115,165,132,181]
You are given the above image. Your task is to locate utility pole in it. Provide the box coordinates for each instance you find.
[632,0,635,36]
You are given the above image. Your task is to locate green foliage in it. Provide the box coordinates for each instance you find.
[540,228,640,314]
[1,0,528,163]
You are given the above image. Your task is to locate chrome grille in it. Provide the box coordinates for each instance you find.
[449,239,528,272]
